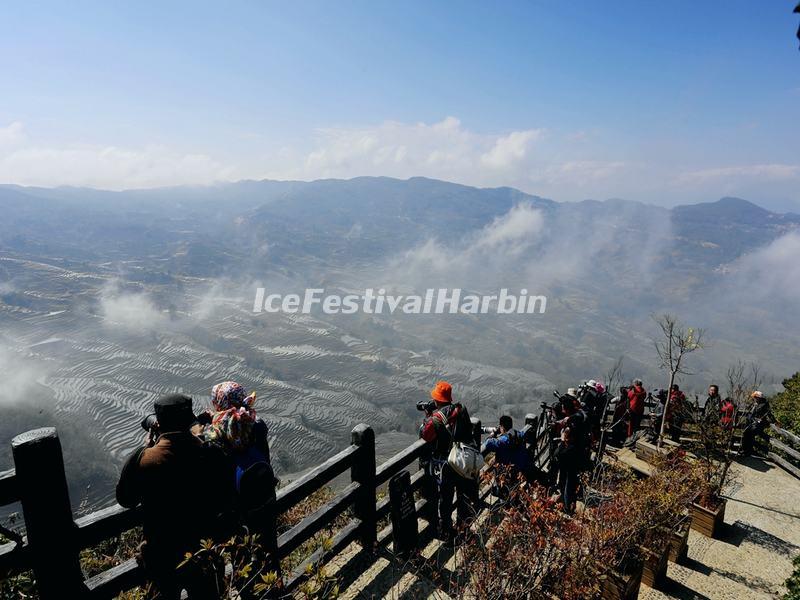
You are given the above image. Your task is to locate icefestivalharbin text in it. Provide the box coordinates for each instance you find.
[253,288,547,315]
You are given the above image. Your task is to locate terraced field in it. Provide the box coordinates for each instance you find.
[0,256,555,511]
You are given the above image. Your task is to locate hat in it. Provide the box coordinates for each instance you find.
[567,387,578,397]
[430,381,452,404]
[586,379,597,389]
[751,390,764,400]
[154,393,194,431]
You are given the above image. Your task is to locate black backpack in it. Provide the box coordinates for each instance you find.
[449,403,475,445]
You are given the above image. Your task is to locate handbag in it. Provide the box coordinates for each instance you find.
[447,441,485,480]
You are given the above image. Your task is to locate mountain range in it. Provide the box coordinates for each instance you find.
[1,177,798,510]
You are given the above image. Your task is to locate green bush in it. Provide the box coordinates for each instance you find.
[785,554,800,600]
[772,373,800,436]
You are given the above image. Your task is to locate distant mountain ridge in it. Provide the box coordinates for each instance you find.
[2,176,799,503]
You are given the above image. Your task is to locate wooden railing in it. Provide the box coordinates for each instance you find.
[0,413,546,599]
[769,425,800,480]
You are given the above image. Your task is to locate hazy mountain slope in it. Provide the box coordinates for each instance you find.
[1,177,798,510]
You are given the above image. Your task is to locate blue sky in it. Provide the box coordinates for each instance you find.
[1,1,798,208]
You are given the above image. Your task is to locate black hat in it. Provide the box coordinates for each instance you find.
[154,393,194,431]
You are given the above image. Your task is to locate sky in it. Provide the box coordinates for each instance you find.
[1,1,799,209]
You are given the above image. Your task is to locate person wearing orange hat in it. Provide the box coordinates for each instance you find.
[419,380,477,540]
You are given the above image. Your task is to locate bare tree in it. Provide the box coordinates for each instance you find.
[653,314,705,448]
[604,355,625,396]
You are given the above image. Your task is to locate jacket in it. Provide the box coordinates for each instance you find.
[420,402,471,459]
[720,400,735,430]
[666,390,685,422]
[482,429,529,471]
[628,386,647,416]
[116,432,235,568]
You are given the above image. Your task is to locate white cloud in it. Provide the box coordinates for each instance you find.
[2,118,798,208]
[731,232,800,304]
[476,202,544,250]
[258,117,636,200]
[390,202,546,287]
[0,121,25,147]
[480,130,543,169]
[0,346,49,406]
[100,286,168,333]
[0,123,237,189]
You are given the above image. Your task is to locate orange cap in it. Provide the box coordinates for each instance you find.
[430,381,453,404]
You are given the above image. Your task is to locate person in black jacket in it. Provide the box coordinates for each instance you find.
[117,394,235,600]
[740,391,780,457]
[554,426,581,513]
[703,384,723,418]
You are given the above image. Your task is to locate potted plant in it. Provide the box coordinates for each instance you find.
[686,396,734,538]
[640,537,669,589]
[601,558,643,600]
[668,515,690,563]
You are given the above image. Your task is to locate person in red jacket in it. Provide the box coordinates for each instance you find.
[419,381,477,540]
[627,379,647,438]
[720,397,736,431]
[666,384,686,441]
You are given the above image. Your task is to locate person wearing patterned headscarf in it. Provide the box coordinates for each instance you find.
[204,381,259,452]
[201,381,276,509]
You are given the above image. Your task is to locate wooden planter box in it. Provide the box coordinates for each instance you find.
[634,438,669,464]
[690,497,726,538]
[641,543,669,589]
[669,520,690,563]
[601,562,643,600]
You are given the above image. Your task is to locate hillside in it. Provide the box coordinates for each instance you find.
[1,177,799,508]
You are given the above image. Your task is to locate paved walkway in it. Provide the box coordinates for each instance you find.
[640,456,800,600]
[319,457,800,599]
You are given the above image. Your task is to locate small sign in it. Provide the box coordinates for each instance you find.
[389,470,418,557]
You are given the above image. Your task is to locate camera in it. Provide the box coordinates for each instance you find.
[481,426,498,436]
[141,413,159,432]
[416,399,436,414]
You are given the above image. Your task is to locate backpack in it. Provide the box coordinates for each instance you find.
[234,445,277,511]
[439,403,484,479]
[448,403,475,444]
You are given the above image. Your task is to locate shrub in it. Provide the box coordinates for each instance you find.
[772,373,800,436]
[785,554,800,600]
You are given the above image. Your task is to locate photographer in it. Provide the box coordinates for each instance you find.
[116,393,235,600]
[627,379,647,439]
[553,426,581,514]
[741,391,780,457]
[481,415,530,496]
[419,381,477,541]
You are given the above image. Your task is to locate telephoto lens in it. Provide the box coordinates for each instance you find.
[141,414,158,432]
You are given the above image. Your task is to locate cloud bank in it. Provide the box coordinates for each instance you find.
[1,117,798,209]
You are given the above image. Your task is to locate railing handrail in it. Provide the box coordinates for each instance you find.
[1,413,551,597]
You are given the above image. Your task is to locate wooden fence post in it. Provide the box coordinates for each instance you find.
[11,428,86,599]
[418,444,438,526]
[350,424,376,549]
